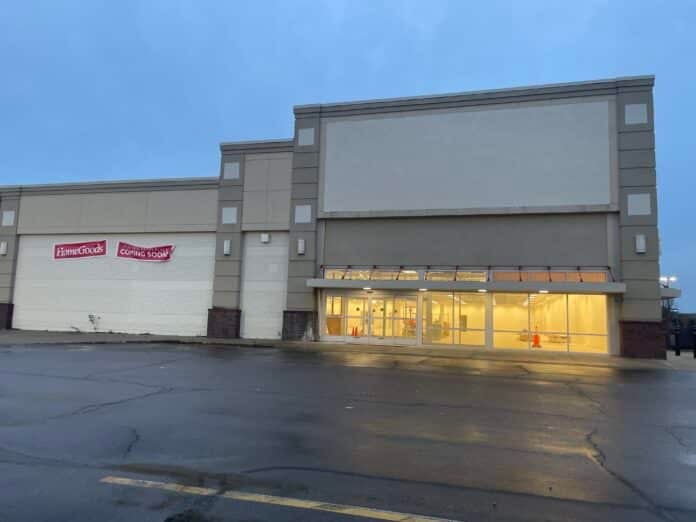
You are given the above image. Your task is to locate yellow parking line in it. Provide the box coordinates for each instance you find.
[100,475,458,521]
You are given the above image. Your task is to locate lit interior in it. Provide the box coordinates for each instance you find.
[322,291,609,353]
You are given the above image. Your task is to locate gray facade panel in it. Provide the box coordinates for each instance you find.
[622,260,660,280]
[288,260,316,278]
[618,150,656,169]
[214,276,241,293]
[18,190,218,234]
[621,299,662,321]
[286,291,315,310]
[620,168,656,188]
[292,152,319,169]
[292,168,319,184]
[623,279,661,300]
[291,183,319,200]
[212,291,240,309]
[322,214,611,268]
[218,186,244,202]
[214,260,241,277]
[618,131,655,151]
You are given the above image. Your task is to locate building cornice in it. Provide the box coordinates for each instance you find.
[0,177,219,196]
[295,75,655,117]
[220,139,293,155]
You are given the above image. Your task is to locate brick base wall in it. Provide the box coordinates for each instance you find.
[282,311,316,341]
[0,303,13,329]
[620,320,666,359]
[207,307,241,338]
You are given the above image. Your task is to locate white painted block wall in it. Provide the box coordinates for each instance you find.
[240,232,289,339]
[12,233,215,336]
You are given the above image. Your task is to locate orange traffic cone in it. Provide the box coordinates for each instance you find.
[532,327,541,348]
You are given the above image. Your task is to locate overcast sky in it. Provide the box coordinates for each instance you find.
[1,1,694,308]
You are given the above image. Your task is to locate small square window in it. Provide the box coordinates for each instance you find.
[221,207,238,224]
[1,210,15,227]
[297,127,315,147]
[627,193,651,216]
[625,104,648,125]
[223,161,240,180]
[294,204,312,224]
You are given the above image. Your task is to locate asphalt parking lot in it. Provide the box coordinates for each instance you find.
[1,342,696,521]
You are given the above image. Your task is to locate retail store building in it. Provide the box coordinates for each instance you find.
[0,76,668,357]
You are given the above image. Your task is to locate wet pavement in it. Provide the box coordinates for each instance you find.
[1,343,695,521]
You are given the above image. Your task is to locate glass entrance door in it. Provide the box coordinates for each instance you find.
[346,296,369,342]
[369,294,418,345]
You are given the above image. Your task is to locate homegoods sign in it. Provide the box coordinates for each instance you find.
[53,240,175,262]
[53,240,107,260]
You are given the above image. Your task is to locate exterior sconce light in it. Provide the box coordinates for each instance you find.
[223,239,231,256]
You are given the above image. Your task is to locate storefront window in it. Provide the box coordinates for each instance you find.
[392,296,417,339]
[422,293,454,344]
[322,291,609,353]
[568,294,607,353]
[422,292,486,347]
[529,293,568,351]
[324,295,344,336]
[493,293,529,349]
[453,293,486,346]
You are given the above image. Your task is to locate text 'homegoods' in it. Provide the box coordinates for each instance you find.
[53,240,107,260]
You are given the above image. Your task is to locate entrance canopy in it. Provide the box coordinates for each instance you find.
[308,266,626,295]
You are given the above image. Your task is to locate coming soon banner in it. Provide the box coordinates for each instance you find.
[53,240,174,262]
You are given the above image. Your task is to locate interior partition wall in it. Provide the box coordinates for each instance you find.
[320,290,609,353]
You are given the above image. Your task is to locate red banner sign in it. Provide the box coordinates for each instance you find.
[116,241,174,262]
[53,240,107,260]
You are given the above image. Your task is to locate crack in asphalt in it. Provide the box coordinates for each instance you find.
[585,428,675,522]
[566,382,607,415]
[85,355,196,379]
[0,445,91,470]
[122,427,140,459]
[50,386,174,420]
[665,426,689,448]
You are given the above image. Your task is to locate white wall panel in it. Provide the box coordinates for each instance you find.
[240,232,289,339]
[321,100,613,213]
[13,233,215,335]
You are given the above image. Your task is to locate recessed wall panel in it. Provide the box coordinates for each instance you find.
[321,99,612,214]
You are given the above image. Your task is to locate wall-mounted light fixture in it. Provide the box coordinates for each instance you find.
[297,238,306,255]
[223,239,231,256]
[0,241,7,256]
[634,234,647,254]
[260,233,270,244]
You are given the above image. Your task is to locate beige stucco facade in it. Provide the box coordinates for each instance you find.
[0,75,665,357]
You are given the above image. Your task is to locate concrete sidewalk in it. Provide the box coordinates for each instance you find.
[1,328,693,371]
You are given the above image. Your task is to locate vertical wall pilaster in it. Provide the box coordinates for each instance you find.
[615,77,663,357]
[207,151,244,337]
[0,189,20,329]
[283,109,321,339]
